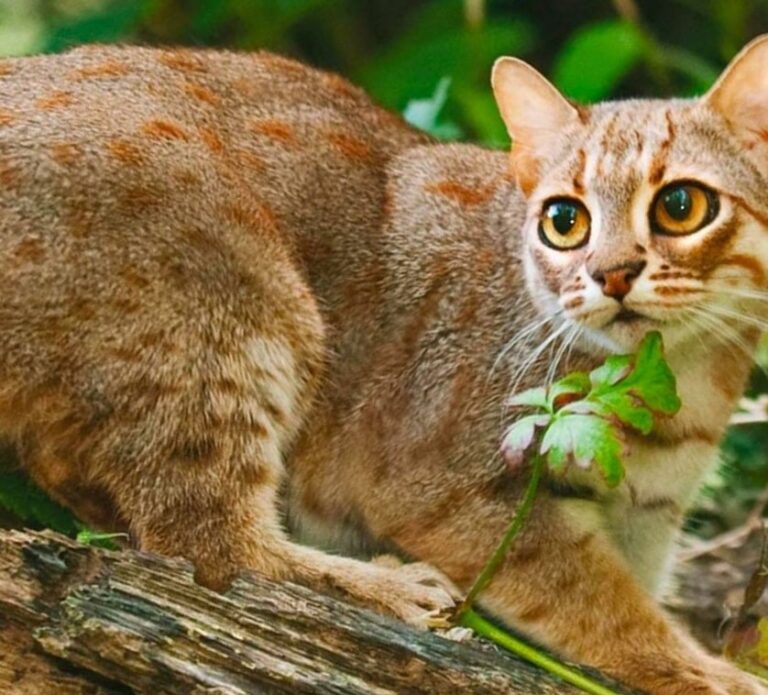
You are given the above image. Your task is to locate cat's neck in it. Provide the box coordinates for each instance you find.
[661,334,757,442]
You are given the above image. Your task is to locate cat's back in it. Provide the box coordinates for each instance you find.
[0,45,428,263]
[0,44,422,156]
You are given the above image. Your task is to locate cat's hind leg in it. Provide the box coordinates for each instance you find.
[6,223,456,625]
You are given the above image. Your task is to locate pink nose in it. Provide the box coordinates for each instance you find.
[591,262,645,300]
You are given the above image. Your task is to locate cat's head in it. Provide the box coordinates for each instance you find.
[493,35,768,354]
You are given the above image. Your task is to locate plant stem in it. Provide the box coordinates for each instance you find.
[455,453,545,619]
[461,610,621,695]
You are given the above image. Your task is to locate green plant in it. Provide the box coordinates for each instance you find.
[451,332,682,694]
[0,466,80,536]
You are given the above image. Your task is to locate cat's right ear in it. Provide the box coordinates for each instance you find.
[492,58,581,195]
[704,34,768,137]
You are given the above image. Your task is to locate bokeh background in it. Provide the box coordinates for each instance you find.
[0,0,767,539]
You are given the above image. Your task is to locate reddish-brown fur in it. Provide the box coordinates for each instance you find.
[0,42,766,695]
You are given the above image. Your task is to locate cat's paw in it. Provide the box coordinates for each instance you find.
[615,654,767,695]
[338,555,460,628]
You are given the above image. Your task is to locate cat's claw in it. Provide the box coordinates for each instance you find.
[364,556,460,628]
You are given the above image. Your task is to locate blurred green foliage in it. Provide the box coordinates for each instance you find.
[3,0,768,144]
[0,0,766,537]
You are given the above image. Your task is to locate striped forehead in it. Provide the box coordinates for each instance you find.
[576,105,678,195]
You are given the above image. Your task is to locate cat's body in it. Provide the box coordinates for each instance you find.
[1,43,767,694]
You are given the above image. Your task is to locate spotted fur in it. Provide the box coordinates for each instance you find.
[1,39,767,694]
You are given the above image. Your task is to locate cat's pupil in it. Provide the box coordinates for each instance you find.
[662,187,692,221]
[549,203,577,234]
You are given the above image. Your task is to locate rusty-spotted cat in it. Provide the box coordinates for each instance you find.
[1,33,767,695]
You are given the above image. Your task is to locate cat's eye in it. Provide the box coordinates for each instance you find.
[538,199,590,250]
[651,182,719,236]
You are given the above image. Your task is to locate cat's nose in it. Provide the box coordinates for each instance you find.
[591,261,646,301]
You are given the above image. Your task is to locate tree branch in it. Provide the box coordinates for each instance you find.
[0,528,633,694]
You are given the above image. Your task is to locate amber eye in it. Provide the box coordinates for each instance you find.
[538,199,590,250]
[651,182,719,236]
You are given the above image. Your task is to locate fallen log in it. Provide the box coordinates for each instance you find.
[0,528,637,694]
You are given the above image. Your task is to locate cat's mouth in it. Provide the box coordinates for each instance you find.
[611,308,646,325]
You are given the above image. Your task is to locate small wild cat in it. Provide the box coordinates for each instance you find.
[1,29,767,694]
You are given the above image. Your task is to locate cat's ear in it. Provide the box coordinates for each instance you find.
[492,57,581,194]
[704,34,768,135]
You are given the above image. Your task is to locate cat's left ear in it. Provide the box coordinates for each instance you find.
[492,58,582,194]
[704,34,768,134]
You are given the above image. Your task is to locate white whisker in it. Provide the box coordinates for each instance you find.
[686,306,756,358]
[490,312,557,378]
[546,323,581,386]
[507,320,572,396]
[705,284,768,303]
[704,303,768,332]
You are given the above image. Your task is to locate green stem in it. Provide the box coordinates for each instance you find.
[455,453,545,619]
[460,610,620,695]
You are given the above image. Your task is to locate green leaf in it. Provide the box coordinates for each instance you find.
[590,354,632,388]
[552,20,645,102]
[590,392,654,435]
[548,372,590,409]
[502,414,551,457]
[508,387,549,410]
[540,414,625,487]
[620,331,681,415]
[0,469,80,535]
[43,0,146,53]
[359,12,535,109]
[508,332,679,486]
[76,529,126,549]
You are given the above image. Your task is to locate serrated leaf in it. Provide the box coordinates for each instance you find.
[621,331,681,415]
[591,392,654,435]
[548,372,590,409]
[508,387,549,410]
[540,414,625,487]
[502,414,551,456]
[590,354,632,388]
[545,442,567,473]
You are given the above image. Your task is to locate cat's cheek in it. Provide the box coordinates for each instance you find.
[527,245,581,296]
[522,247,561,316]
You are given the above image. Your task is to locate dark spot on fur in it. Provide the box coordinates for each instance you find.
[143,119,189,141]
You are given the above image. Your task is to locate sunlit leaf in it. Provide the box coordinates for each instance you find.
[553,20,645,102]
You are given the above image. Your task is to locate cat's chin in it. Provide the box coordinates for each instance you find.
[578,314,692,355]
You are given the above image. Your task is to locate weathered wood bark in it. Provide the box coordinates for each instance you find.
[0,528,638,694]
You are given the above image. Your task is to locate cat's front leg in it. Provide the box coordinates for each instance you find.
[382,489,765,695]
